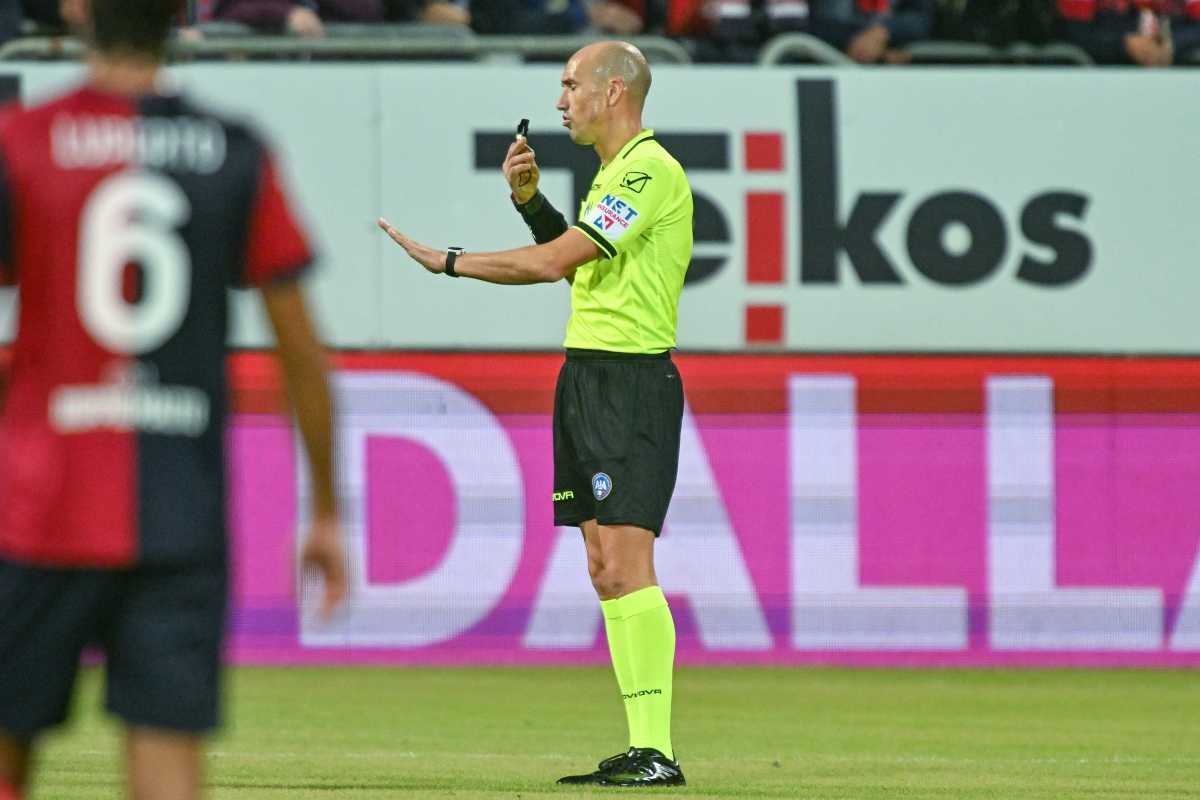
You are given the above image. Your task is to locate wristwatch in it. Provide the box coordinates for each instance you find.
[444,246,465,278]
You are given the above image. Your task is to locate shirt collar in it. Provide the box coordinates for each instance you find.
[616,128,655,163]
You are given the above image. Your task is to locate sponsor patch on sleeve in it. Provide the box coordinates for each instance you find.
[588,194,640,241]
[620,171,652,193]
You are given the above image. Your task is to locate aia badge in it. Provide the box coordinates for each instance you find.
[590,194,639,240]
[620,171,652,193]
[592,472,613,501]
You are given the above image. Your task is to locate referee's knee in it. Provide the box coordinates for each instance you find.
[586,554,603,582]
[589,565,629,600]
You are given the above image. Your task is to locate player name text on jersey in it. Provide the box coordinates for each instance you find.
[49,363,210,436]
[51,113,227,173]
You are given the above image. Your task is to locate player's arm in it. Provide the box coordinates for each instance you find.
[260,279,347,619]
[261,281,335,522]
[242,145,346,620]
[377,219,597,284]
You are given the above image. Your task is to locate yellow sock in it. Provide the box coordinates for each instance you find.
[601,597,636,749]
[616,585,676,760]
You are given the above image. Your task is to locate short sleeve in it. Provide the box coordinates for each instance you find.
[239,151,313,287]
[573,159,671,259]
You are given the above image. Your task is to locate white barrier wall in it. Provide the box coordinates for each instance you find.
[0,64,1194,353]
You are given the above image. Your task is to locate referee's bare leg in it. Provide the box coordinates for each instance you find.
[583,522,657,599]
[0,733,31,797]
[126,728,202,800]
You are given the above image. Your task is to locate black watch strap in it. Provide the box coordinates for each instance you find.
[445,246,465,278]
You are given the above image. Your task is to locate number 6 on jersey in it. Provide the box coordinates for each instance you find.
[77,170,192,354]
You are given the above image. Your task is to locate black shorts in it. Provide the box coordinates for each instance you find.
[552,349,685,535]
[0,558,227,738]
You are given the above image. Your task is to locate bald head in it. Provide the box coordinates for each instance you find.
[557,40,652,154]
[576,40,652,110]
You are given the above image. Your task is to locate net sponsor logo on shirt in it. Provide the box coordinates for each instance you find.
[590,194,639,240]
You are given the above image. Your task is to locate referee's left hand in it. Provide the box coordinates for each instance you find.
[377,218,445,275]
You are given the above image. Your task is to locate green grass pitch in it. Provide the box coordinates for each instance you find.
[35,666,1199,799]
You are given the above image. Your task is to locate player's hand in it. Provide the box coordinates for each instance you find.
[1125,34,1156,66]
[419,0,470,24]
[1124,33,1171,66]
[503,136,540,205]
[377,218,446,275]
[287,6,325,38]
[299,514,347,622]
[848,24,889,64]
[1158,38,1175,66]
[58,0,87,31]
[588,1,644,34]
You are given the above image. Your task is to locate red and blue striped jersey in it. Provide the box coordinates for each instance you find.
[0,84,312,567]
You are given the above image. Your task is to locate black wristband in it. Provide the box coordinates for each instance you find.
[514,191,545,215]
[513,191,569,245]
[444,246,464,278]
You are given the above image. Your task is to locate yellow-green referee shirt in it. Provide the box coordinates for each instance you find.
[568,129,693,354]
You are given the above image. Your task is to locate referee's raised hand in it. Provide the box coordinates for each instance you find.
[503,134,540,205]
[376,218,445,275]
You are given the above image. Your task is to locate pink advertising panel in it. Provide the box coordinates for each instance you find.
[227,353,1200,666]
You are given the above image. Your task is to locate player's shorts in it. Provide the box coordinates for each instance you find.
[552,348,684,535]
[0,557,227,738]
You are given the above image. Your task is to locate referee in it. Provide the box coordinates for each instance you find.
[378,41,692,788]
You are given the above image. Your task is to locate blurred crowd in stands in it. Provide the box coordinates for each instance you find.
[0,0,1196,64]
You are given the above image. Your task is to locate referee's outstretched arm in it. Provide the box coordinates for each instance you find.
[376,217,597,285]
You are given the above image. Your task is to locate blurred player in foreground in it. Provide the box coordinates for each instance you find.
[0,3,347,798]
[379,40,692,788]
